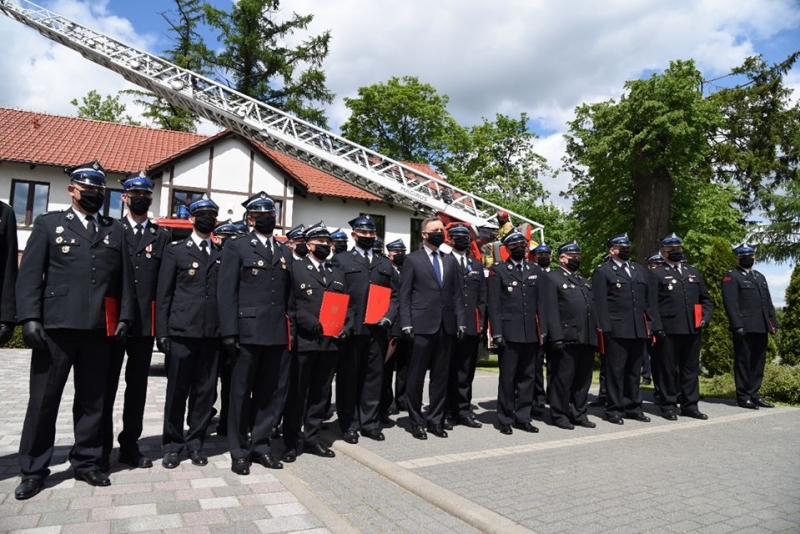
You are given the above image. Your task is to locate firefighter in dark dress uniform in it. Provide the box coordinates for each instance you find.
[15,161,134,500]
[592,233,657,425]
[157,198,222,469]
[217,192,292,475]
[548,241,598,430]
[102,173,172,470]
[332,216,398,444]
[488,231,561,435]
[0,200,18,348]
[283,222,352,462]
[648,234,713,420]
[722,243,779,410]
[286,224,308,261]
[532,243,553,410]
[331,228,349,255]
[380,239,410,421]
[645,253,665,404]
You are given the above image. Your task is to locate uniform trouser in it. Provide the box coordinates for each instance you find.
[733,332,769,403]
[162,337,218,454]
[447,334,480,420]
[215,350,232,428]
[647,343,663,404]
[337,332,387,433]
[652,333,701,413]
[549,344,595,425]
[641,343,653,381]
[380,338,409,415]
[19,329,112,480]
[533,344,549,406]
[604,337,645,418]
[496,341,538,426]
[595,358,607,402]
[407,330,453,428]
[102,336,154,461]
[284,350,338,450]
[228,344,286,460]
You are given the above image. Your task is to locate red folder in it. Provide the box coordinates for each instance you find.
[475,309,481,333]
[694,304,703,329]
[535,313,543,346]
[320,291,350,337]
[150,301,156,337]
[364,284,391,324]
[286,314,293,351]
[104,296,120,337]
[596,328,605,355]
[384,337,399,363]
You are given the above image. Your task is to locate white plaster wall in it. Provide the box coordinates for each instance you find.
[170,149,211,189]
[211,138,251,193]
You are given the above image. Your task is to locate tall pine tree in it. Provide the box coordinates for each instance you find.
[779,263,800,365]
[699,237,737,376]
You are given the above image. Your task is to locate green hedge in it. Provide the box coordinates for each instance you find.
[701,363,800,405]
[6,325,26,349]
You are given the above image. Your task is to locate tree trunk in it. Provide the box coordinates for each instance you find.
[632,166,672,263]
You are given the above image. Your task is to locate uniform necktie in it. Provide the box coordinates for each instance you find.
[318,263,327,285]
[624,262,631,277]
[432,251,443,287]
[134,223,143,236]
[461,256,466,270]
[86,215,97,239]
[200,240,209,255]
[264,239,273,262]
[517,262,522,273]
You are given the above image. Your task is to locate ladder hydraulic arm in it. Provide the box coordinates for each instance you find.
[0,0,544,239]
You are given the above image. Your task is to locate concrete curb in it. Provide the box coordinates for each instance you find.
[323,430,536,534]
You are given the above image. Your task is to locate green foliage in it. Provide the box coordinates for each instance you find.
[70,90,141,125]
[779,264,800,365]
[760,363,800,404]
[204,0,333,127]
[5,326,26,349]
[701,372,736,399]
[699,237,737,376]
[340,76,462,165]
[760,177,800,262]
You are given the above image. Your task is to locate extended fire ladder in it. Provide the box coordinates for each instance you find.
[0,0,544,238]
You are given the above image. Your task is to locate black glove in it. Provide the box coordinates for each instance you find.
[732,327,746,340]
[602,332,611,348]
[653,330,666,346]
[493,335,505,348]
[222,336,240,357]
[337,330,349,342]
[402,327,414,342]
[114,321,129,342]
[156,337,171,356]
[312,322,324,341]
[0,323,14,347]
[698,320,707,329]
[550,340,565,355]
[456,326,467,341]
[376,318,392,330]
[22,320,47,350]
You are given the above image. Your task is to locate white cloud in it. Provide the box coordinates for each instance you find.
[759,264,794,308]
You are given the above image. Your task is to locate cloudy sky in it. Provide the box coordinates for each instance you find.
[1,0,798,303]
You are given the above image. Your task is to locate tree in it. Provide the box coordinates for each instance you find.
[699,237,737,376]
[340,76,462,165]
[779,263,800,366]
[759,177,800,262]
[70,90,140,125]
[204,0,333,127]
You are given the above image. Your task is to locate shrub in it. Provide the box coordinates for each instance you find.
[760,363,800,405]
[5,326,27,349]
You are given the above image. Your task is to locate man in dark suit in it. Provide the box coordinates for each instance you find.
[722,243,779,410]
[218,192,292,475]
[592,233,657,425]
[648,234,713,421]
[283,222,352,462]
[102,173,172,471]
[332,216,398,443]
[446,225,486,429]
[548,242,598,430]
[488,231,560,435]
[156,198,222,469]
[399,217,466,440]
[380,239,410,422]
[532,243,553,410]
[0,200,18,347]
[15,161,134,499]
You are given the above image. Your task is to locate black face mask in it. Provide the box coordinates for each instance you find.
[452,237,470,252]
[312,243,330,261]
[537,256,551,268]
[128,196,152,216]
[253,216,276,236]
[294,243,308,257]
[566,258,581,272]
[426,231,445,248]
[334,241,348,254]
[356,235,376,251]
[77,189,105,214]
[509,247,527,261]
[193,215,217,234]
[391,253,406,266]
[617,248,632,261]
[739,256,755,269]
[667,251,685,263]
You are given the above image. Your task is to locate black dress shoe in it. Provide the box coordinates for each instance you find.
[662,411,678,421]
[189,450,208,466]
[282,450,297,463]
[162,451,181,469]
[15,478,44,500]
[753,397,774,408]
[411,425,428,440]
[427,424,448,438]
[270,426,283,439]
[607,416,624,425]
[231,458,250,475]
[513,422,540,433]
[458,415,483,428]
[380,413,392,424]
[118,452,153,469]
[499,425,513,435]
[342,430,359,444]
[574,419,596,428]
[388,406,400,415]
[626,413,651,422]
[251,453,282,469]
[738,399,759,410]
[216,426,228,437]
[361,429,385,441]
[554,420,574,430]
[76,470,111,487]
[304,443,335,458]
[681,410,709,420]
[443,419,454,431]
[588,398,606,407]
[641,377,652,385]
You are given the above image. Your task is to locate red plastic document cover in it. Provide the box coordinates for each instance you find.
[320,292,350,337]
[596,328,605,355]
[694,304,703,329]
[104,296,120,337]
[475,309,481,333]
[150,301,156,337]
[364,284,391,324]
[286,315,293,351]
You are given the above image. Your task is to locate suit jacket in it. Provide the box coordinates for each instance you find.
[332,248,399,336]
[398,247,465,335]
[722,267,778,334]
[217,232,293,345]
[0,201,18,324]
[156,236,222,338]
[487,259,559,344]
[288,257,353,352]
[450,252,486,337]
[119,219,172,337]
[549,266,598,347]
[648,262,713,335]
[592,260,656,339]
[16,208,134,330]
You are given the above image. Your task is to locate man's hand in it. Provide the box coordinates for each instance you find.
[401,327,414,342]
[22,320,47,350]
[156,337,171,356]
[550,340,565,355]
[0,323,14,347]
[492,335,505,348]
[732,327,746,340]
[376,318,392,330]
[456,326,467,341]
[222,336,240,357]
[653,330,666,346]
[337,330,349,342]
[312,322,324,341]
[114,321,129,342]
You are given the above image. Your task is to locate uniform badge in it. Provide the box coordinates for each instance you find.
[70,238,76,244]
[186,241,192,248]
[668,285,673,291]
[65,213,74,221]
[507,286,513,292]
[103,235,110,245]
[512,281,518,286]
[62,245,70,254]
[252,269,259,276]
[306,289,313,295]
[146,253,152,259]
[149,227,156,235]
[307,265,313,270]
[257,260,264,267]
[192,262,199,269]
[612,265,618,271]
[570,284,575,289]
[563,283,568,289]
[615,282,621,288]
[251,239,258,245]
[507,265,513,270]
[188,269,196,276]
[300,283,306,289]
[526,265,530,271]
[55,226,64,234]
[56,236,63,244]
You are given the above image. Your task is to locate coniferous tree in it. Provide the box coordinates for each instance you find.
[699,237,737,376]
[779,263,800,365]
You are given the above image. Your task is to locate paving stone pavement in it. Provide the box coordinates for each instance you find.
[1,348,799,534]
